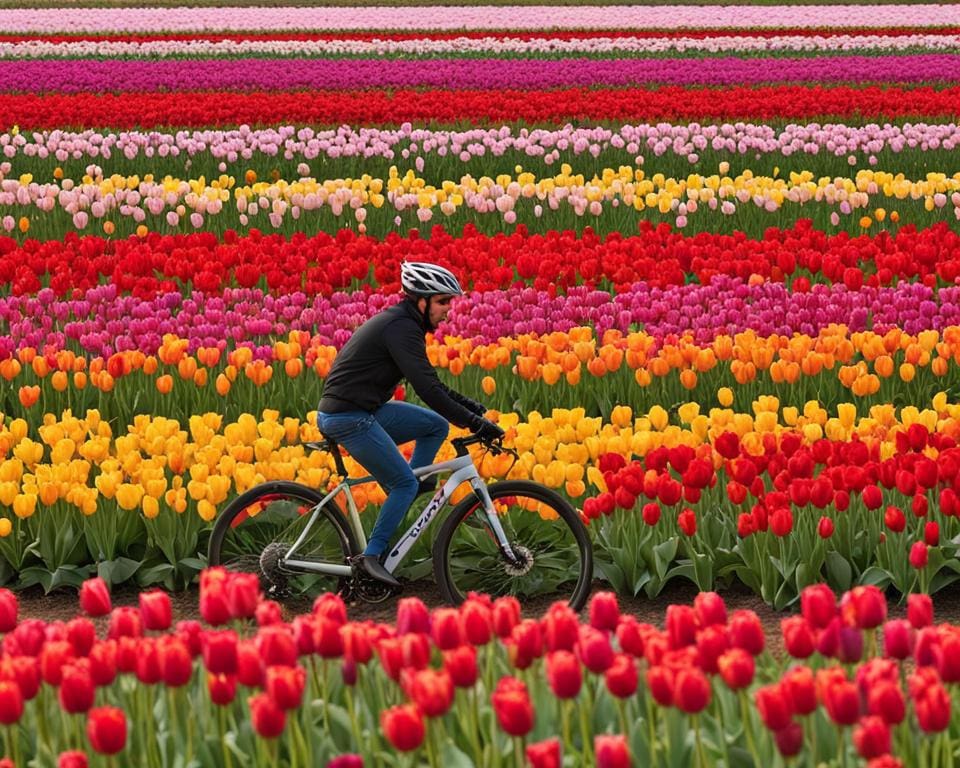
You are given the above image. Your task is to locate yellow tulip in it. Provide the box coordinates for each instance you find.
[12,493,36,519]
[115,483,144,511]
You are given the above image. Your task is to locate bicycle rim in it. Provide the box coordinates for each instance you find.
[213,486,354,597]
[437,482,591,609]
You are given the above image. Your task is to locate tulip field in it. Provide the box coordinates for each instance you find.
[4,0,960,764]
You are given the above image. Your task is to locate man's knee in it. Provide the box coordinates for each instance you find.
[426,411,449,438]
[388,472,419,503]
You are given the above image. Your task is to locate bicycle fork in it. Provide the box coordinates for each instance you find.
[468,478,526,568]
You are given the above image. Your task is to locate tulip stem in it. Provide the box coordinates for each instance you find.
[836,726,848,768]
[468,688,483,768]
[946,731,954,768]
[561,699,572,755]
[344,684,363,751]
[738,690,759,765]
[218,705,234,768]
[425,720,440,768]
[513,736,525,768]
[616,698,630,743]
[320,659,332,736]
[579,688,593,763]
[645,692,658,766]
[694,715,707,768]
[3,726,11,764]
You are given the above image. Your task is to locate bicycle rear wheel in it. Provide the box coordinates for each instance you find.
[433,480,593,610]
[207,481,359,597]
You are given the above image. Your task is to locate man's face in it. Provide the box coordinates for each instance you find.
[419,294,454,328]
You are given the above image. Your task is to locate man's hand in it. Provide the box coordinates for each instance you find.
[472,418,505,444]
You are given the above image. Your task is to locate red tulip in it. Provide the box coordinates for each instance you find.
[237,639,264,688]
[673,667,711,714]
[907,593,933,629]
[202,629,238,675]
[665,604,697,649]
[642,502,661,526]
[461,597,493,646]
[526,738,561,768]
[226,572,261,620]
[818,516,835,539]
[312,593,347,626]
[396,597,431,635]
[782,666,817,716]
[492,596,521,638]
[326,756,363,768]
[57,751,89,768]
[431,608,463,650]
[381,704,424,751]
[257,625,298,668]
[3,655,39,701]
[139,590,172,631]
[8,618,44,656]
[909,541,929,569]
[158,637,193,688]
[915,684,951,733]
[65,618,96,658]
[199,570,231,626]
[577,625,614,674]
[853,715,891,759]
[86,706,127,755]
[255,600,283,627]
[594,734,630,768]
[0,680,23,724]
[756,684,793,731]
[838,626,864,665]
[443,644,478,689]
[491,676,534,736]
[824,679,861,726]
[867,682,905,725]
[40,640,74,686]
[882,620,912,660]
[404,668,455,718]
[341,623,373,666]
[862,485,883,510]
[695,625,728,674]
[615,616,647,658]
[773,722,803,758]
[883,505,905,533]
[106,607,142,640]
[0,590,17,632]
[134,638,162,685]
[678,508,697,536]
[79,578,111,618]
[115,636,138,675]
[313,616,344,659]
[401,633,431,670]
[646,665,674,707]
[588,591,620,632]
[728,610,765,655]
[507,619,543,670]
[781,616,815,659]
[717,648,754,691]
[249,692,286,738]
[59,659,95,714]
[265,665,306,710]
[175,620,204,658]
[841,586,887,630]
[546,650,582,699]
[693,592,727,628]
[541,602,579,652]
[935,631,960,683]
[604,653,638,699]
[207,672,237,706]
[800,584,836,630]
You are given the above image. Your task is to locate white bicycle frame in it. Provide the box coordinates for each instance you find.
[281,450,512,577]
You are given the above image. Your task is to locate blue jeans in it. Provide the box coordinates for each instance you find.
[316,401,449,556]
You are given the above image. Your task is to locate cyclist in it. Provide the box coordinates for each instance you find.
[316,262,505,587]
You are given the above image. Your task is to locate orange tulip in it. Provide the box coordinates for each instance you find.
[18,385,39,408]
[899,362,916,382]
[481,375,496,396]
[177,356,198,381]
[932,357,948,377]
[679,369,698,390]
[0,359,20,381]
[586,357,607,378]
[156,375,174,394]
[565,367,581,386]
[97,372,114,392]
[634,368,652,387]
[515,356,539,381]
[215,373,231,396]
[449,358,465,376]
[874,355,894,378]
[143,356,158,375]
[51,370,68,392]
[279,357,300,378]
[541,363,562,386]
[17,347,35,365]
[73,371,87,390]
[193,368,208,387]
[17,217,28,233]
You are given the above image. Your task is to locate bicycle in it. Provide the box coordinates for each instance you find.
[207,433,593,610]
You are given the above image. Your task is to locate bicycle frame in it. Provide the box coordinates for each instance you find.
[280,450,513,576]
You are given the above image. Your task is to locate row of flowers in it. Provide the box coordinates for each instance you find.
[6,222,960,298]
[6,33,960,58]
[0,395,957,594]
[9,54,960,92]
[5,85,960,129]
[0,573,951,768]
[5,121,960,167]
[3,6,956,33]
[1,164,957,240]
[7,279,960,359]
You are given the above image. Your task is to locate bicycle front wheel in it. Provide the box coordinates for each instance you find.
[207,481,359,597]
[433,480,593,610]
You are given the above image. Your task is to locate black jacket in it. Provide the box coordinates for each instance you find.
[317,299,484,429]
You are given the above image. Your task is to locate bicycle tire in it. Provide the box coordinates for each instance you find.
[207,481,360,597]
[433,480,593,611]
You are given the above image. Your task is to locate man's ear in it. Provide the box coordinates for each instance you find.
[417,297,428,313]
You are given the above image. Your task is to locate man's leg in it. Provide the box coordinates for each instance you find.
[373,401,449,471]
[316,410,419,565]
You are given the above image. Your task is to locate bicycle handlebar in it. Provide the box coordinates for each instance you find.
[451,434,517,459]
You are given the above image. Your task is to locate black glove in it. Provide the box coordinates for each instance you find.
[472,417,505,444]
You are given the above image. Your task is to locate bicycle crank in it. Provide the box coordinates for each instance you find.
[259,542,293,598]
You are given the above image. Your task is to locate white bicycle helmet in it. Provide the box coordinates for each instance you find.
[400,261,463,297]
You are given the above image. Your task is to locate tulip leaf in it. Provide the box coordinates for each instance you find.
[653,537,679,580]
[439,740,474,768]
[16,566,52,593]
[825,551,852,592]
[136,562,176,589]
[857,566,892,589]
[97,556,141,587]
